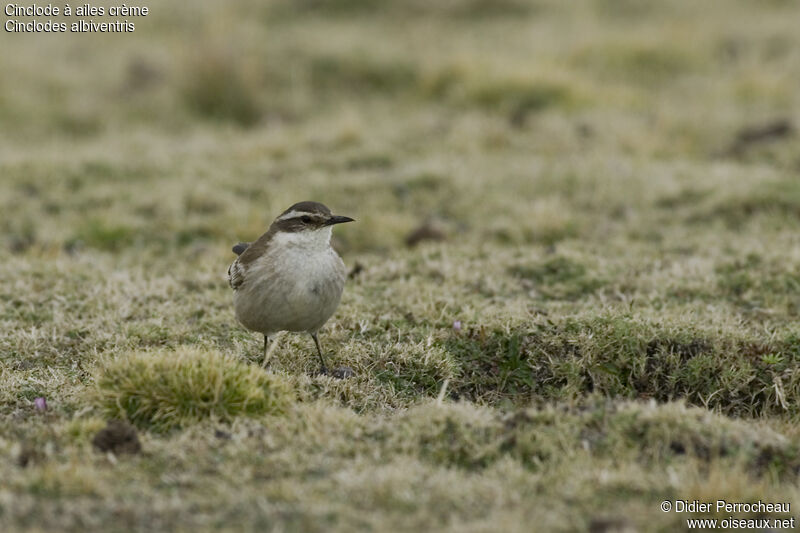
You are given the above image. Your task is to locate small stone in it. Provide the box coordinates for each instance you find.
[92,420,142,455]
[214,429,232,440]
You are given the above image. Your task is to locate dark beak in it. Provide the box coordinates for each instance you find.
[325,215,355,226]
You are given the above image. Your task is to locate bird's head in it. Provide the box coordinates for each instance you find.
[270,201,354,249]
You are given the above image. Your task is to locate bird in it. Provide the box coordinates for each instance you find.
[227,201,354,376]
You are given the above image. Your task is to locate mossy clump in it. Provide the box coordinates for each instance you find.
[94,347,293,431]
[444,317,800,416]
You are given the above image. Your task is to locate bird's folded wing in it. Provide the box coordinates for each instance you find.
[227,259,245,290]
[228,230,276,289]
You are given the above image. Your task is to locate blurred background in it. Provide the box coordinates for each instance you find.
[1,0,798,260]
[3,3,800,530]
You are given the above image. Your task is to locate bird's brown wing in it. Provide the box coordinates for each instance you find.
[237,227,276,267]
[228,227,277,290]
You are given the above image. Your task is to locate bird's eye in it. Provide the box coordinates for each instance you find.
[301,216,312,224]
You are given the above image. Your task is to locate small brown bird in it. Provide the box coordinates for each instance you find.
[227,201,354,376]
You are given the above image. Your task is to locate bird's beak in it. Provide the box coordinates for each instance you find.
[325,215,355,226]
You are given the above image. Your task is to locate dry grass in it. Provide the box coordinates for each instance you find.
[2,0,800,531]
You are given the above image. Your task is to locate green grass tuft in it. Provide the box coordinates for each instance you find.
[94,347,293,431]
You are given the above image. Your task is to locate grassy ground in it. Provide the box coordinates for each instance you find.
[2,0,800,531]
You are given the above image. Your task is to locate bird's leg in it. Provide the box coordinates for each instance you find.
[311,333,329,374]
[261,335,270,368]
[261,332,286,368]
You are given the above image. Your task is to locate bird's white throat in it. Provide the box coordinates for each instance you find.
[271,226,333,252]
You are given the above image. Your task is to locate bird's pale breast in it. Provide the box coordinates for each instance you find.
[233,243,346,335]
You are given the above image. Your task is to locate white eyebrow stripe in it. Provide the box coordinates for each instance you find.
[276,210,305,221]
